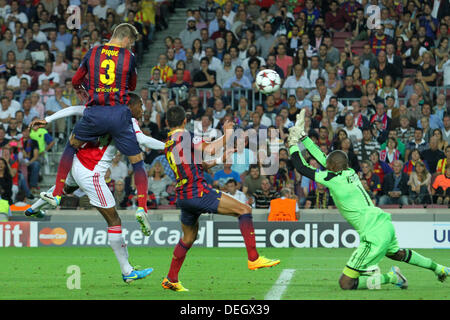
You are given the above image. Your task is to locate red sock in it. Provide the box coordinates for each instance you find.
[167,240,192,282]
[132,161,148,212]
[239,213,259,261]
[53,144,76,197]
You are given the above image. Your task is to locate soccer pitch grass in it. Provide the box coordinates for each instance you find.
[1,247,449,300]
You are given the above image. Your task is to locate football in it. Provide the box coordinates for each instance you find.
[255,69,281,95]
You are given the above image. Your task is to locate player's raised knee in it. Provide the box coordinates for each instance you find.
[339,274,356,290]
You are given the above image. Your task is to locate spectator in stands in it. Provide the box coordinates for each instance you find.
[0,157,12,204]
[6,62,31,91]
[194,114,220,141]
[45,85,70,141]
[256,22,276,59]
[242,164,264,198]
[432,128,449,152]
[431,164,450,205]
[223,66,252,89]
[433,94,447,122]
[347,55,370,80]
[253,177,279,209]
[22,98,40,128]
[405,127,429,161]
[193,57,217,88]
[442,115,450,145]
[396,116,415,147]
[5,118,21,141]
[369,25,393,56]
[380,137,402,166]
[148,161,172,205]
[113,179,131,209]
[407,160,432,205]
[184,48,201,77]
[179,17,201,50]
[369,150,393,185]
[151,54,173,83]
[421,136,446,175]
[325,0,351,33]
[436,145,450,175]
[337,75,363,101]
[213,163,241,190]
[370,102,392,132]
[418,103,444,131]
[215,53,234,88]
[20,127,40,193]
[359,160,382,200]
[343,113,363,145]
[225,178,248,204]
[380,129,406,159]
[38,61,60,87]
[231,135,255,176]
[402,35,427,69]
[379,160,409,206]
[35,79,55,106]
[110,152,129,183]
[403,148,429,176]
[354,127,380,162]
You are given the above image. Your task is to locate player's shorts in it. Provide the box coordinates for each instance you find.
[176,186,222,226]
[344,210,400,277]
[73,104,141,156]
[66,158,116,209]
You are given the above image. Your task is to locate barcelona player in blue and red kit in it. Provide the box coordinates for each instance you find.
[161,106,280,292]
[39,23,151,234]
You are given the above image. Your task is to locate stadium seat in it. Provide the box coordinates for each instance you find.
[352,48,364,56]
[402,204,425,209]
[158,204,176,210]
[333,38,346,47]
[403,69,416,76]
[379,204,400,209]
[426,204,449,209]
[334,32,352,39]
[352,40,367,48]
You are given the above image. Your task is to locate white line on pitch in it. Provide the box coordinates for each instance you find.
[264,269,296,300]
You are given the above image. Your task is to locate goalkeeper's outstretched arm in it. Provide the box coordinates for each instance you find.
[301,136,327,168]
[289,145,317,181]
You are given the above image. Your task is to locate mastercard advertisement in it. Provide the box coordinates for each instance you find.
[39,227,68,246]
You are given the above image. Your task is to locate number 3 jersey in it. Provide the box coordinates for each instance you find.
[164,129,209,200]
[72,44,138,107]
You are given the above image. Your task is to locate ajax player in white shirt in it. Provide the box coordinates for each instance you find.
[27,93,165,283]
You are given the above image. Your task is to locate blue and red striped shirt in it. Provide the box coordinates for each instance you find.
[164,129,209,200]
[72,44,137,107]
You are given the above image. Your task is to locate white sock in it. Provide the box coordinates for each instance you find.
[31,186,55,211]
[108,226,133,276]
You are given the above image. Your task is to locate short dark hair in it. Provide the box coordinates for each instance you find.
[226,179,237,185]
[128,93,142,107]
[327,150,349,171]
[166,105,186,128]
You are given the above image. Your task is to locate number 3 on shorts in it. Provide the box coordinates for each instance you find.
[100,59,116,85]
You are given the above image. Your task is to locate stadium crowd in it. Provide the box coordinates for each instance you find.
[0,0,449,213]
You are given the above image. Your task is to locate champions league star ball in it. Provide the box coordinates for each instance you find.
[255,69,281,95]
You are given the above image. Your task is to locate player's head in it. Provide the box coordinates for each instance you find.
[128,93,144,119]
[111,23,138,49]
[326,150,349,172]
[166,105,187,129]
